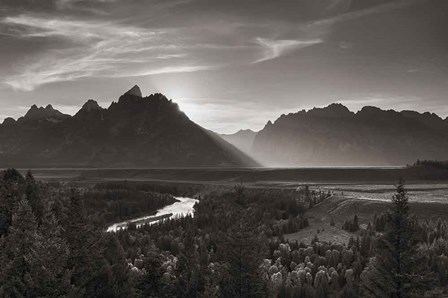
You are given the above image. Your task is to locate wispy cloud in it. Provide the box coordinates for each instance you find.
[1,15,216,90]
[135,65,216,77]
[0,1,422,91]
[253,37,322,63]
[309,0,421,28]
[55,0,117,14]
[283,0,424,57]
[250,1,416,64]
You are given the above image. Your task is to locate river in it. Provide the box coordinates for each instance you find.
[107,196,199,232]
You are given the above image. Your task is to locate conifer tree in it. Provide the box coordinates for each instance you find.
[24,170,44,223]
[220,217,268,298]
[135,249,166,298]
[177,228,203,296]
[27,203,75,297]
[360,179,424,297]
[101,233,132,297]
[65,191,111,296]
[0,169,25,236]
[0,199,39,297]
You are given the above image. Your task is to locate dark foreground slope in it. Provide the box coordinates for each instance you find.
[252,103,448,166]
[0,86,257,168]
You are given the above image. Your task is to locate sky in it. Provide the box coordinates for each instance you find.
[0,0,447,133]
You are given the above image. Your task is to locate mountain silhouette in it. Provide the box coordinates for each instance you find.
[220,129,257,156]
[251,104,448,166]
[124,84,143,97]
[0,86,258,168]
[22,104,70,123]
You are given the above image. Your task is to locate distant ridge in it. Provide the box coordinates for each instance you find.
[0,85,258,168]
[251,103,448,166]
[220,129,257,156]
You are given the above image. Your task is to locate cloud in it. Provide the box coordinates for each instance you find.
[309,0,421,28]
[248,1,414,64]
[135,65,216,77]
[56,0,117,6]
[290,0,424,53]
[1,15,218,90]
[253,38,323,63]
[0,1,416,91]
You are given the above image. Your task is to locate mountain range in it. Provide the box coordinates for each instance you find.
[2,88,448,168]
[0,86,257,168]
[248,103,448,166]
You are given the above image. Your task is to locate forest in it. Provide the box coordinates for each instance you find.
[1,169,448,297]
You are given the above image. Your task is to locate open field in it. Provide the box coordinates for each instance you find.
[285,193,448,245]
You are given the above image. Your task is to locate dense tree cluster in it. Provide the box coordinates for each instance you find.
[115,186,320,297]
[263,237,373,297]
[0,170,134,296]
[413,159,448,170]
[342,215,360,232]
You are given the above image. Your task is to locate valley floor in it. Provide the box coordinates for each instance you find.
[13,166,448,185]
[18,167,448,246]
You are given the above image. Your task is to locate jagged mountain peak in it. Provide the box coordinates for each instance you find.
[220,129,256,137]
[358,105,383,113]
[401,109,443,120]
[265,120,274,128]
[124,85,142,98]
[23,104,67,121]
[400,109,447,131]
[356,106,403,122]
[113,91,178,116]
[308,103,354,118]
[80,99,101,112]
[237,129,256,134]
[1,117,16,126]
